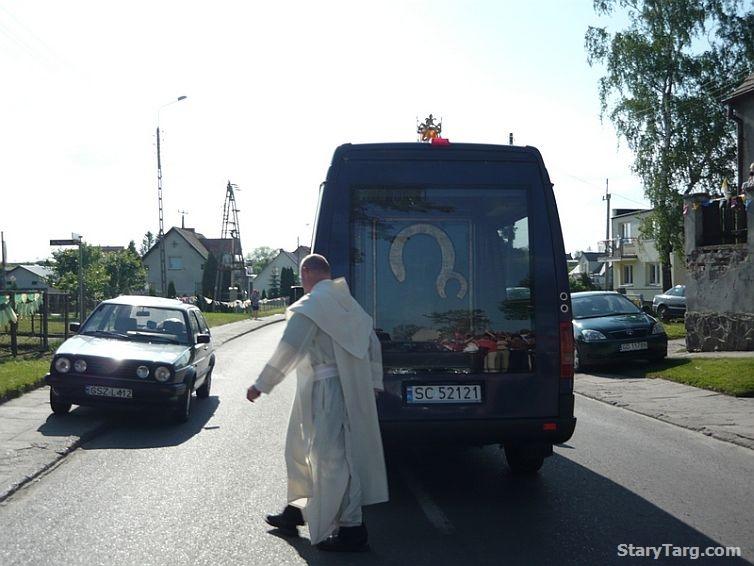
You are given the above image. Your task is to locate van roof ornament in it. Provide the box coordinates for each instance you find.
[417,114,442,142]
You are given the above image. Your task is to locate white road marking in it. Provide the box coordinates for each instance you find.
[400,467,455,535]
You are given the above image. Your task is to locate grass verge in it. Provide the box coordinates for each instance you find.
[662,321,686,340]
[643,358,754,397]
[0,353,52,402]
[203,309,285,328]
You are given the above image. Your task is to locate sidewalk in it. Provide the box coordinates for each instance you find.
[0,314,284,503]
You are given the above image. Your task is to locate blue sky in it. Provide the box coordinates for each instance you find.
[0,0,648,262]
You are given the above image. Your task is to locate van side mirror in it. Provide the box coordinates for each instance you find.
[69,322,81,333]
[196,333,211,344]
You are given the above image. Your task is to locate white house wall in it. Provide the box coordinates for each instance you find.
[253,253,298,294]
[144,232,205,296]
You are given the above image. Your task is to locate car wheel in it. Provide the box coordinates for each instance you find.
[196,367,212,399]
[574,345,588,373]
[657,305,669,321]
[504,445,545,475]
[173,386,192,424]
[50,389,72,415]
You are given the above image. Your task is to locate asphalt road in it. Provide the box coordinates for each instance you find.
[1,324,753,566]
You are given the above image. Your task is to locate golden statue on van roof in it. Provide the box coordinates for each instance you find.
[417,114,442,142]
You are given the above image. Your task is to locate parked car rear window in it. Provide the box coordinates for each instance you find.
[572,294,641,319]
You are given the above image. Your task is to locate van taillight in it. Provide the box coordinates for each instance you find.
[560,322,574,379]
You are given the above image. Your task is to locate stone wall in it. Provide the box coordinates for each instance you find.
[686,311,754,351]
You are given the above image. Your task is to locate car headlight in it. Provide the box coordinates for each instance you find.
[651,322,666,335]
[136,365,150,379]
[73,359,87,373]
[154,366,171,382]
[581,329,607,342]
[54,357,71,373]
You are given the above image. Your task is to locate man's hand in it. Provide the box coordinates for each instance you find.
[247,385,262,403]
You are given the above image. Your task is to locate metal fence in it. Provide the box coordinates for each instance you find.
[0,289,94,359]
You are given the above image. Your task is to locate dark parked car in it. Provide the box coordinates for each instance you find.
[572,291,667,371]
[45,296,215,423]
[652,285,686,320]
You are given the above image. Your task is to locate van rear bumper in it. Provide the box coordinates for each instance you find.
[379,416,576,446]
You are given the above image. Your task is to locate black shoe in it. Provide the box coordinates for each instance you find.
[265,505,304,536]
[317,524,369,552]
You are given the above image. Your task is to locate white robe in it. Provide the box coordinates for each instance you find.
[254,278,389,543]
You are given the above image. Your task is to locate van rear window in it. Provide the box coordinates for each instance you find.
[351,186,535,373]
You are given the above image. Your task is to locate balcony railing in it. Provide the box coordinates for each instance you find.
[699,196,748,246]
[598,237,639,261]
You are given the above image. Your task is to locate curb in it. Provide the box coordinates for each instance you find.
[575,389,754,452]
[0,316,284,504]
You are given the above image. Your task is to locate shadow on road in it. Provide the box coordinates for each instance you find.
[268,444,748,566]
[37,396,220,449]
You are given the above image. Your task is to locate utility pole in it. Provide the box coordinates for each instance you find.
[602,178,611,290]
[156,125,167,298]
[0,232,6,290]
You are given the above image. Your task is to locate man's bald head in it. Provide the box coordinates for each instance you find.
[300,254,331,292]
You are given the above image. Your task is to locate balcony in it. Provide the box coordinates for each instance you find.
[598,237,638,261]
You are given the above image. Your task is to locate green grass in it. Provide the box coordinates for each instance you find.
[202,308,286,328]
[644,358,754,397]
[0,354,52,402]
[662,321,686,340]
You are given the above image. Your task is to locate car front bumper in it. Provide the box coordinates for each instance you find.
[578,335,668,365]
[45,373,188,408]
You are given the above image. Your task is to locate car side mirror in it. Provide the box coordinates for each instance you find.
[69,322,81,333]
[196,333,210,344]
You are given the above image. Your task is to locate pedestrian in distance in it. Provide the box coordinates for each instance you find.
[250,289,260,319]
[246,254,388,552]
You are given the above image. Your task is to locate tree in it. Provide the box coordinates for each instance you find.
[246,246,277,275]
[268,268,280,299]
[201,253,218,297]
[102,244,147,298]
[167,281,177,299]
[280,267,295,301]
[140,231,156,257]
[261,289,267,300]
[585,0,754,288]
[50,244,109,307]
[569,273,598,293]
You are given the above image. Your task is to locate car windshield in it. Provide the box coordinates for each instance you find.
[572,294,641,319]
[81,304,189,345]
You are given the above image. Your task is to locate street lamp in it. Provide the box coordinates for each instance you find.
[156,95,188,297]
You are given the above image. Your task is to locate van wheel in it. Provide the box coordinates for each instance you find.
[197,367,212,399]
[50,389,72,415]
[505,445,545,475]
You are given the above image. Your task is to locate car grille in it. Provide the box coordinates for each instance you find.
[608,328,649,339]
[75,356,143,379]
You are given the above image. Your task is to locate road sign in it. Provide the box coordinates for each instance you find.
[49,239,81,246]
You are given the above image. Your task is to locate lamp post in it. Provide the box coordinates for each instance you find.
[156,95,187,297]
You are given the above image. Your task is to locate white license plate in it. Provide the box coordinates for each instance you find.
[406,384,482,404]
[620,341,648,352]
[85,385,133,399]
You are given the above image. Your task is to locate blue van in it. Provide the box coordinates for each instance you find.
[312,142,576,473]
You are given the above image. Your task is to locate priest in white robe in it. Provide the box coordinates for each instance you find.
[246,254,389,552]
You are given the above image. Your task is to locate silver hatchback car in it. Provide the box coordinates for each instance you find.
[652,285,686,320]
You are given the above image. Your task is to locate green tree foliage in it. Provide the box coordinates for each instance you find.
[167,280,177,299]
[51,244,147,304]
[103,243,147,298]
[280,267,295,301]
[246,246,277,275]
[585,0,754,288]
[261,289,267,300]
[268,268,280,299]
[202,253,218,297]
[140,231,156,257]
[569,273,599,292]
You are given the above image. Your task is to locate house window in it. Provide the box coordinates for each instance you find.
[647,263,660,286]
[622,264,634,285]
[31,280,38,286]
[621,222,632,239]
[168,257,183,270]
